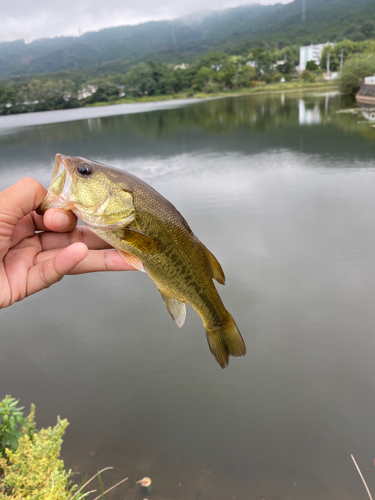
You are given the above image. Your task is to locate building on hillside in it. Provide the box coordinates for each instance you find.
[174,63,188,70]
[298,43,331,72]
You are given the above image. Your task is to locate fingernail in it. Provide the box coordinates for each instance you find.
[52,211,70,229]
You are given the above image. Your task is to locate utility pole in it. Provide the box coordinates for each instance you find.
[302,0,306,22]
[339,49,344,70]
[326,52,330,78]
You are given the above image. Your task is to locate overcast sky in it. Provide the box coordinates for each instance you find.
[1,0,293,44]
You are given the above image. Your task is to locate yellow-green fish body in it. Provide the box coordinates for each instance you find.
[38,154,246,368]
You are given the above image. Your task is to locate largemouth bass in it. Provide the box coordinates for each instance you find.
[38,154,246,368]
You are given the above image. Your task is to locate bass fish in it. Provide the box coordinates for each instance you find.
[38,154,246,368]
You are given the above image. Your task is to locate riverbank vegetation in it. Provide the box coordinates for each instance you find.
[0,396,75,499]
[0,45,336,116]
[0,396,130,500]
[0,0,374,115]
[0,38,375,115]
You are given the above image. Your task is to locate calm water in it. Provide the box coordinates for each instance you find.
[1,91,375,499]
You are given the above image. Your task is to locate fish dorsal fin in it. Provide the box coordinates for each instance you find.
[118,250,146,272]
[202,245,226,285]
[122,228,163,254]
[158,289,186,328]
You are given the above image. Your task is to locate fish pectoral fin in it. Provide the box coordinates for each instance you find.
[159,290,186,328]
[202,245,226,285]
[122,229,163,254]
[118,250,146,272]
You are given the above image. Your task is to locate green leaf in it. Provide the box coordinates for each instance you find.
[10,416,15,429]
[9,436,18,450]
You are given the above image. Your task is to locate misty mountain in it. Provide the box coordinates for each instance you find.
[0,0,374,79]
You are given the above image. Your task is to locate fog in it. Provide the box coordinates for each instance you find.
[0,0,293,43]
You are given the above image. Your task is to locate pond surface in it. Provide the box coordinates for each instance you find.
[1,90,375,499]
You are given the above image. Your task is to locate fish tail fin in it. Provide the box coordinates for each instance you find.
[205,312,246,369]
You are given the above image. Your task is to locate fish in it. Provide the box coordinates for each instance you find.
[37,154,246,368]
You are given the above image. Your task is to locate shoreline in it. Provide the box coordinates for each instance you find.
[0,82,339,130]
[86,81,339,108]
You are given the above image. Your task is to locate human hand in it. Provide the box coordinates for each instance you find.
[0,177,135,308]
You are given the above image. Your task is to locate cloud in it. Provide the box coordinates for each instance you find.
[0,0,293,43]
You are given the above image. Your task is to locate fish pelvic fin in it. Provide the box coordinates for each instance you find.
[202,245,226,285]
[118,250,146,272]
[159,290,186,328]
[205,312,246,369]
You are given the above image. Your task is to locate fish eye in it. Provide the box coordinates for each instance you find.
[77,163,93,176]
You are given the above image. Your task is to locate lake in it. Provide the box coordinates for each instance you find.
[1,90,375,499]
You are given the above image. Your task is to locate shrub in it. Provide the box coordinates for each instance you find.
[0,403,76,500]
[302,70,315,82]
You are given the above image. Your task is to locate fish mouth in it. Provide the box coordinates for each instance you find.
[36,154,73,215]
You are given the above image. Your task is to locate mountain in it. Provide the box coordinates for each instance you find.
[0,0,374,79]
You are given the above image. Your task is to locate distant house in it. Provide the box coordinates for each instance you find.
[298,43,331,72]
[77,85,97,100]
[356,75,375,104]
[364,75,375,85]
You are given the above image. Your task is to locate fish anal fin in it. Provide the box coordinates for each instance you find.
[159,290,186,328]
[118,250,146,272]
[122,228,162,254]
[202,245,226,285]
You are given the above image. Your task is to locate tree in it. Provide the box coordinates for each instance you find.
[0,86,17,105]
[361,21,374,38]
[193,67,216,91]
[87,82,119,103]
[306,60,318,72]
[124,63,156,96]
[339,54,375,95]
[302,70,315,82]
[237,65,256,87]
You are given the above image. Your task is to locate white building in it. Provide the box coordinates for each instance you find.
[298,43,331,71]
[364,75,375,85]
[77,85,97,100]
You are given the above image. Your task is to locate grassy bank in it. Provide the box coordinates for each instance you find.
[85,81,339,107]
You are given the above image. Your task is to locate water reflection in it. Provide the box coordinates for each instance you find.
[2,91,375,183]
[1,91,375,499]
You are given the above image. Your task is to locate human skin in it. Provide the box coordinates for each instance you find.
[0,177,136,308]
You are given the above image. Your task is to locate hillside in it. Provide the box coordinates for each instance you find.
[0,0,374,79]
